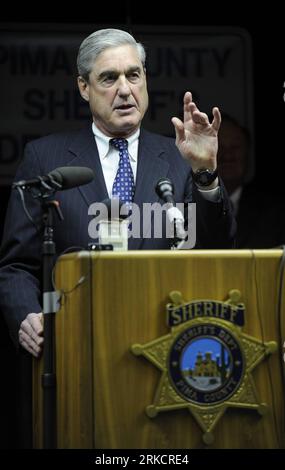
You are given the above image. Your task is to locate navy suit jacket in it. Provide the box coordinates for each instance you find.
[0,124,235,345]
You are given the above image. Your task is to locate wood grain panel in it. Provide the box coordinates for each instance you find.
[33,249,285,448]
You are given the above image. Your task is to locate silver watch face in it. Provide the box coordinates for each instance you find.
[193,169,217,186]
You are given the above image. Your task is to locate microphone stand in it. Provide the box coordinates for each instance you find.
[16,180,63,449]
[155,178,186,250]
[15,170,94,447]
[41,198,63,449]
[171,218,179,250]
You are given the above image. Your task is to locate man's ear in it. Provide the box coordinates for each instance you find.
[77,76,89,102]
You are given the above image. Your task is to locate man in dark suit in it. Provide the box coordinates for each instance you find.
[217,115,285,248]
[0,28,235,358]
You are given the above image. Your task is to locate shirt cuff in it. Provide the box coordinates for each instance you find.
[197,186,221,202]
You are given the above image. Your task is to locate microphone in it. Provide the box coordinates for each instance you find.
[155,178,175,204]
[12,166,94,190]
[155,177,186,243]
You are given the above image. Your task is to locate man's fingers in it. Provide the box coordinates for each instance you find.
[27,312,44,336]
[183,91,193,122]
[212,107,221,132]
[188,101,209,125]
[19,329,42,357]
[19,312,44,357]
[171,117,185,142]
[21,320,42,344]
[19,323,43,347]
[192,111,209,125]
[184,91,192,103]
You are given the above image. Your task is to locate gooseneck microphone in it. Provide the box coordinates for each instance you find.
[155,177,186,245]
[155,178,175,204]
[12,166,94,191]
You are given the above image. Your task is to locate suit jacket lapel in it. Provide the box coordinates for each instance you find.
[67,125,108,206]
[129,129,170,250]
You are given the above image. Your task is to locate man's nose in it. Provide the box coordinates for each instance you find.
[117,77,131,97]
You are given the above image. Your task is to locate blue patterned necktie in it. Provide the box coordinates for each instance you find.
[110,138,135,204]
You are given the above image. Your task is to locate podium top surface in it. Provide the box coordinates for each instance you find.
[57,249,284,262]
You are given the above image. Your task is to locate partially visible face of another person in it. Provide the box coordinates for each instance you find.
[218,120,249,194]
[78,44,149,138]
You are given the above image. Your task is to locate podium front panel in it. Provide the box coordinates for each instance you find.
[33,250,285,448]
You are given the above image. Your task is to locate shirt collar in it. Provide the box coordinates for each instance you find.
[92,122,140,162]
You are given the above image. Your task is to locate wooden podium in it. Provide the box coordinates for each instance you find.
[33,250,285,449]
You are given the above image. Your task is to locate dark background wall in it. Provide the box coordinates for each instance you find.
[0,2,284,449]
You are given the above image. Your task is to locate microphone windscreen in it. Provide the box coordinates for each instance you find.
[155,177,174,200]
[49,167,94,189]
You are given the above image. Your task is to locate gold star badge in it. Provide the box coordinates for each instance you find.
[131,290,277,444]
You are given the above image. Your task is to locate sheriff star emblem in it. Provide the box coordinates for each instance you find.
[131,290,277,444]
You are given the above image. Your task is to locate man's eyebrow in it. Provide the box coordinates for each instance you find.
[126,66,142,74]
[97,69,118,80]
[97,66,142,80]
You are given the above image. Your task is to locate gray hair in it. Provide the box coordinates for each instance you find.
[77,28,146,81]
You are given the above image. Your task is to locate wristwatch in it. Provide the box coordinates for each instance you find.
[191,168,218,187]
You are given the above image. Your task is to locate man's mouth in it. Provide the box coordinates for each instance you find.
[114,104,135,110]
